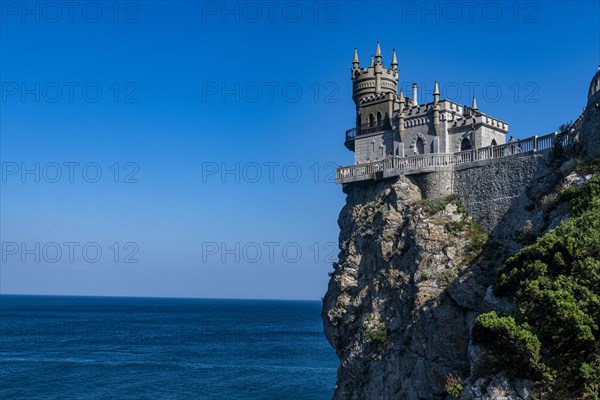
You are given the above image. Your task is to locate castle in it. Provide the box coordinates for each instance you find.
[348,43,508,163]
[337,43,567,185]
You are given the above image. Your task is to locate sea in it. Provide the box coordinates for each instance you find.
[0,295,338,399]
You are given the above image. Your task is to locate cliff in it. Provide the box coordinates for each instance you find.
[322,119,600,399]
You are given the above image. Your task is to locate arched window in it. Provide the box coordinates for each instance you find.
[415,138,425,155]
[491,139,497,146]
[377,112,383,126]
[460,138,473,151]
[369,113,375,127]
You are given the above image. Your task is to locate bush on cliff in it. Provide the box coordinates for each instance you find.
[474,172,600,399]
[473,312,549,380]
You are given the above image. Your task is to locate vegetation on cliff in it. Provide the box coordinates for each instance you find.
[473,172,600,399]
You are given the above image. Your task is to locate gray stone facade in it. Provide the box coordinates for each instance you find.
[349,43,508,164]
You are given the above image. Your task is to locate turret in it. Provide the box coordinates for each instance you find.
[391,49,398,71]
[351,43,399,105]
[375,41,382,64]
[398,89,406,141]
[412,83,418,106]
[374,43,383,93]
[433,80,440,135]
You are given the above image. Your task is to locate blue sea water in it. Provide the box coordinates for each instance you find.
[0,295,338,399]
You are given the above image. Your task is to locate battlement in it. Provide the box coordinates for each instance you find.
[351,43,399,104]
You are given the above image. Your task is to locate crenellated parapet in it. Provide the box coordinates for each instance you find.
[351,43,399,104]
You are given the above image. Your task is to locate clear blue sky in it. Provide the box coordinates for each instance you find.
[1,1,599,299]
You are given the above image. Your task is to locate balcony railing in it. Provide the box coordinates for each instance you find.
[358,121,393,135]
[345,128,357,141]
[336,132,561,184]
[343,121,393,151]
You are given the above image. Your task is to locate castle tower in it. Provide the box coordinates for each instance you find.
[433,80,440,136]
[588,65,600,100]
[350,43,400,161]
[351,42,398,103]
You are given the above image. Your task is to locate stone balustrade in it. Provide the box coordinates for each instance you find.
[336,132,560,184]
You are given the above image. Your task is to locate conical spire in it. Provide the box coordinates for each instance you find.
[370,55,374,67]
[352,48,359,69]
[399,89,405,103]
[433,79,440,95]
[472,96,478,111]
[375,41,382,63]
[391,48,398,70]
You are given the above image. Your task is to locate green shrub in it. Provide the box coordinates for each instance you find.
[363,314,388,351]
[569,175,600,216]
[445,220,465,234]
[547,122,573,167]
[444,372,464,398]
[485,177,600,398]
[465,222,488,253]
[417,194,462,215]
[473,312,549,379]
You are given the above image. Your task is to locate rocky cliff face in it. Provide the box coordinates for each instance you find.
[323,73,600,399]
[322,169,567,399]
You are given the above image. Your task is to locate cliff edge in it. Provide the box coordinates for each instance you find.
[323,112,600,399]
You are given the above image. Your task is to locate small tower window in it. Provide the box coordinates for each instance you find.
[369,113,375,128]
[491,139,497,146]
[415,138,425,155]
[461,138,473,151]
[377,112,383,126]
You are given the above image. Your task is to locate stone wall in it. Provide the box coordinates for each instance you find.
[409,152,550,232]
[579,90,600,159]
[453,153,548,231]
[355,132,394,163]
